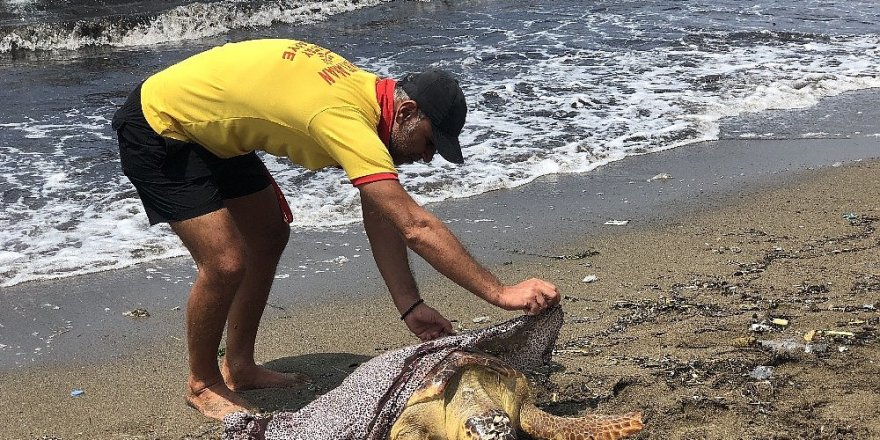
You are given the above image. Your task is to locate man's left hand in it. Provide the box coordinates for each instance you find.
[403,304,456,341]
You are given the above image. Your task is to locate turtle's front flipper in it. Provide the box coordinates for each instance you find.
[520,403,643,440]
[447,369,518,440]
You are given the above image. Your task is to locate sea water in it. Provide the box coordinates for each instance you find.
[0,0,878,287]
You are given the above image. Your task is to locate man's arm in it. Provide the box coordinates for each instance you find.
[358,179,558,314]
[362,197,454,340]
[361,197,420,313]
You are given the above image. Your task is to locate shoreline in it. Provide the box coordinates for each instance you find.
[3,132,877,372]
[0,89,879,437]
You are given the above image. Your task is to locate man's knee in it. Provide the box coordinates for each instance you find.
[200,248,248,284]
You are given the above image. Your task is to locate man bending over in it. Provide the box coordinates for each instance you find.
[112,39,559,420]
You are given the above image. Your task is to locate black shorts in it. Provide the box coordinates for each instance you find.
[112,84,271,225]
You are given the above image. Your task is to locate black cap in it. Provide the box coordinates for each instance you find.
[399,69,467,164]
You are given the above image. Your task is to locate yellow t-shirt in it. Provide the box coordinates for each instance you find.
[140,39,396,182]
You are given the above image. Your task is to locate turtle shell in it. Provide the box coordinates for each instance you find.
[406,350,525,405]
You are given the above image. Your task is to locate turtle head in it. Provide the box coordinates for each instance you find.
[464,409,516,440]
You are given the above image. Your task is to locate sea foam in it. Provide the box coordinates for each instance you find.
[1,1,879,286]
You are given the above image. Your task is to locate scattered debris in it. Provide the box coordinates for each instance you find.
[604,220,630,226]
[552,250,598,260]
[770,318,789,327]
[582,275,599,283]
[648,173,672,182]
[510,249,598,260]
[803,329,856,342]
[122,308,150,318]
[569,315,598,324]
[750,323,772,333]
[267,303,286,311]
[842,212,860,224]
[803,330,817,342]
[672,279,736,293]
[759,339,828,354]
[852,276,880,294]
[798,283,829,294]
[553,348,593,356]
[749,317,795,334]
[70,389,85,398]
[472,316,491,324]
[749,366,774,380]
[323,256,349,265]
[732,336,756,347]
[632,355,754,388]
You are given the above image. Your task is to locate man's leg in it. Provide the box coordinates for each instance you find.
[220,185,310,390]
[170,208,254,420]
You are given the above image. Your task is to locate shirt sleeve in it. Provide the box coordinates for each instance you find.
[308,106,399,184]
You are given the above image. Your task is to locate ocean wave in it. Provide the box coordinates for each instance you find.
[2,0,879,287]
[0,0,387,54]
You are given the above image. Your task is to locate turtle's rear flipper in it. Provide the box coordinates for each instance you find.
[520,403,643,440]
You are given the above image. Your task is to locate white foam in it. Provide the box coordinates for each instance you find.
[2,4,880,287]
[0,0,388,53]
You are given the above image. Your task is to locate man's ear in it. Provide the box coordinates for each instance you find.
[394,100,419,124]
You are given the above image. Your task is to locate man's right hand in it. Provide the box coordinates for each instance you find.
[489,278,560,315]
[359,180,561,317]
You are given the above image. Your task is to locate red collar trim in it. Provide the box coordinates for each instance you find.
[376,78,396,147]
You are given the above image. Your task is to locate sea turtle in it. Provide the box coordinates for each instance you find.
[390,350,644,440]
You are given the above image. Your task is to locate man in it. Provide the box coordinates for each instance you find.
[112,39,559,420]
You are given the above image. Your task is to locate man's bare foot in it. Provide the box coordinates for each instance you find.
[186,381,256,420]
[222,362,312,392]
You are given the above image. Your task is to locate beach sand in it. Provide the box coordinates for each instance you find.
[1,138,879,439]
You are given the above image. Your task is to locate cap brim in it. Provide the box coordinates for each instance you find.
[432,126,464,164]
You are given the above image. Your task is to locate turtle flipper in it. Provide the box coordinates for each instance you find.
[520,403,643,440]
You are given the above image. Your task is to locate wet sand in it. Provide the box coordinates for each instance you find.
[1,130,879,438]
